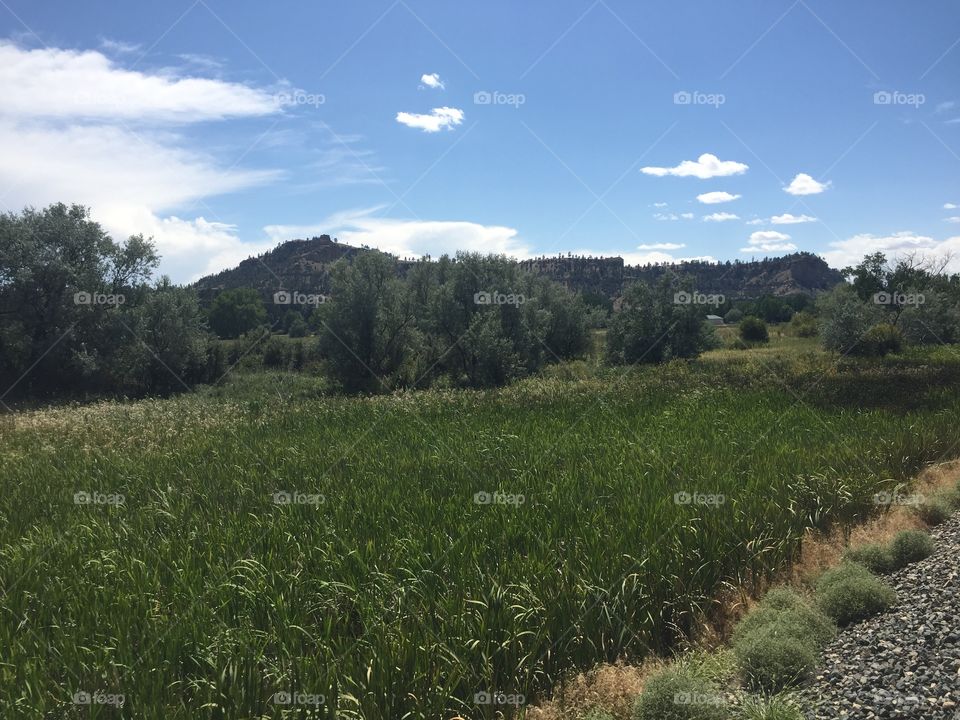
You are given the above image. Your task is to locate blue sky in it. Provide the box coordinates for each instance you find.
[0,0,958,281]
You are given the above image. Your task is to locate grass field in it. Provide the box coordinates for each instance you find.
[3,337,960,718]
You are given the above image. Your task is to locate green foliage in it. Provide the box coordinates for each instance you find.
[844,543,896,574]
[287,315,309,338]
[208,287,267,339]
[731,587,833,693]
[724,308,744,324]
[606,276,718,365]
[815,563,897,625]
[0,204,226,397]
[739,316,769,343]
[788,311,817,337]
[738,693,805,720]
[915,495,952,526]
[817,284,884,355]
[890,529,934,567]
[858,323,902,357]
[581,708,616,720]
[632,668,730,720]
[732,588,835,649]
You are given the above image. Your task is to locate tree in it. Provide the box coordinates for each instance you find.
[739,316,769,343]
[316,252,415,392]
[817,284,883,355]
[0,204,159,396]
[208,288,267,339]
[606,275,716,364]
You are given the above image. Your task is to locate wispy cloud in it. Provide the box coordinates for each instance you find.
[740,230,796,253]
[697,191,741,204]
[704,212,739,222]
[396,106,464,132]
[771,213,817,224]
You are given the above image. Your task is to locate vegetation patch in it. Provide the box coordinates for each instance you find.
[815,563,897,626]
[632,667,730,720]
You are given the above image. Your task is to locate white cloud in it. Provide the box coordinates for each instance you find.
[771,213,817,224]
[822,231,960,271]
[680,212,694,219]
[704,212,739,222]
[740,230,797,253]
[784,173,830,196]
[641,153,748,179]
[264,207,529,260]
[636,243,686,250]
[696,191,741,204]
[420,73,445,90]
[99,38,142,55]
[946,216,960,223]
[654,212,694,221]
[620,251,716,265]
[395,106,464,132]
[652,202,668,208]
[745,218,765,225]
[945,203,958,210]
[0,41,279,122]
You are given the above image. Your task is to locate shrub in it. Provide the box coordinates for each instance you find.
[857,323,902,357]
[890,529,934,567]
[844,543,896,574]
[739,316,769,343]
[788,311,818,338]
[817,284,883,354]
[815,563,897,626]
[732,588,835,648]
[915,495,952,526]
[733,625,818,693]
[632,667,730,720]
[288,316,309,338]
[724,308,744,324]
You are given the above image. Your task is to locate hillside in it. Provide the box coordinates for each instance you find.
[193,236,844,301]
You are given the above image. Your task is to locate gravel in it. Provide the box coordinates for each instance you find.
[803,513,960,719]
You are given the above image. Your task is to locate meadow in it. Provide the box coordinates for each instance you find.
[3,336,960,718]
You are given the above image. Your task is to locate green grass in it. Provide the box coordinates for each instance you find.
[2,342,960,718]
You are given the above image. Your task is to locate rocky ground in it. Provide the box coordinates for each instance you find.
[803,513,960,719]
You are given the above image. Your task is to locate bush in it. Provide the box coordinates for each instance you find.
[733,625,818,693]
[632,667,730,720]
[732,588,835,648]
[817,284,883,354]
[739,316,769,343]
[915,495,952,526]
[788,311,817,337]
[857,323,902,357]
[844,543,896,575]
[890,529,934,567]
[724,308,744,324]
[287,316,309,338]
[815,563,897,626]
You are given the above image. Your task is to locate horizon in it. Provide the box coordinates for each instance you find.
[1,1,958,282]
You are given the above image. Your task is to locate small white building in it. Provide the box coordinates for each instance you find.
[705,315,724,326]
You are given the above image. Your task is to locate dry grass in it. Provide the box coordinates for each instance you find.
[525,459,960,719]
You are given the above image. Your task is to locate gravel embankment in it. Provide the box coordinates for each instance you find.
[804,513,960,719]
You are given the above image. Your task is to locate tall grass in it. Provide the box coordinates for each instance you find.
[2,344,960,718]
